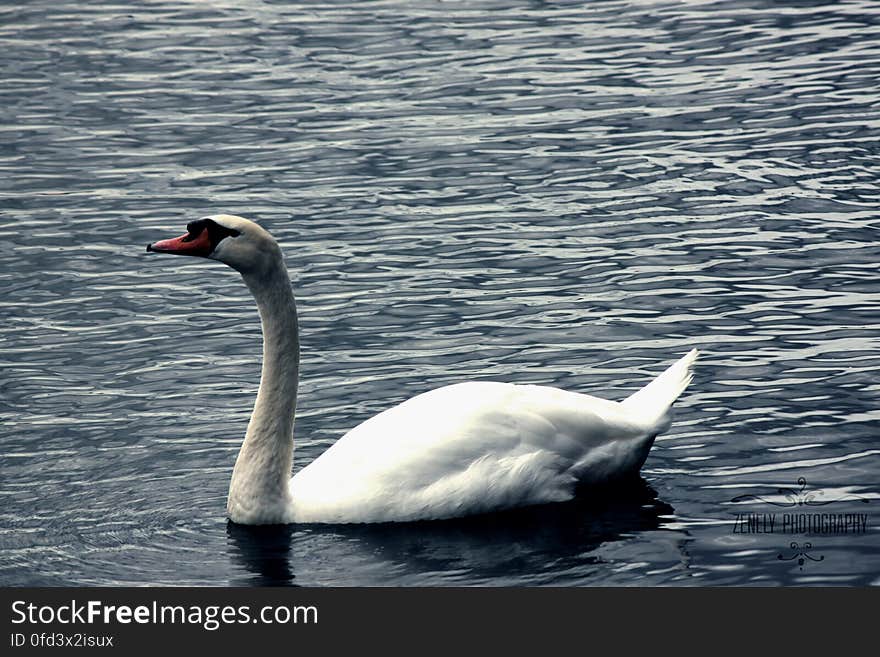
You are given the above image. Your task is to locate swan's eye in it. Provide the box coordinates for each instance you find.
[183,219,240,245]
[183,220,207,242]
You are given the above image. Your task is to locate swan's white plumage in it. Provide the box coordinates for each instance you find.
[289,363,695,523]
[148,214,698,525]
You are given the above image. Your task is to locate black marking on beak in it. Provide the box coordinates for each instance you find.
[188,218,241,245]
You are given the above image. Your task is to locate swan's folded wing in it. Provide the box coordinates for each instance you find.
[289,381,655,523]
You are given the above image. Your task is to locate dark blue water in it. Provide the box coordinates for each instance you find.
[1,0,879,586]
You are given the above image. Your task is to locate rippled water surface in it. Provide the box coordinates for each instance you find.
[2,0,879,586]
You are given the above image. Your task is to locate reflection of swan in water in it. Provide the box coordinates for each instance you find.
[148,215,698,526]
[226,523,297,586]
[226,479,683,586]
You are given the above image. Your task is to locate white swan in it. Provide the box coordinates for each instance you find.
[147,214,698,525]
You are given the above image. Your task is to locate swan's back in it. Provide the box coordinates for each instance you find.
[289,381,661,524]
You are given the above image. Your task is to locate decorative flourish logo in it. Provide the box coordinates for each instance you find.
[730,477,870,508]
[777,542,824,571]
[728,476,872,572]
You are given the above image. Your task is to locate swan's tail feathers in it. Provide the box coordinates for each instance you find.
[621,348,699,428]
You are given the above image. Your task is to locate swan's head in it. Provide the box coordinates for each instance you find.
[147,214,282,276]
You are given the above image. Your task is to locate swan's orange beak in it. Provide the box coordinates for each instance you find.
[146,227,213,257]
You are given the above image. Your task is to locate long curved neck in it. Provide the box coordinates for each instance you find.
[227,261,300,524]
